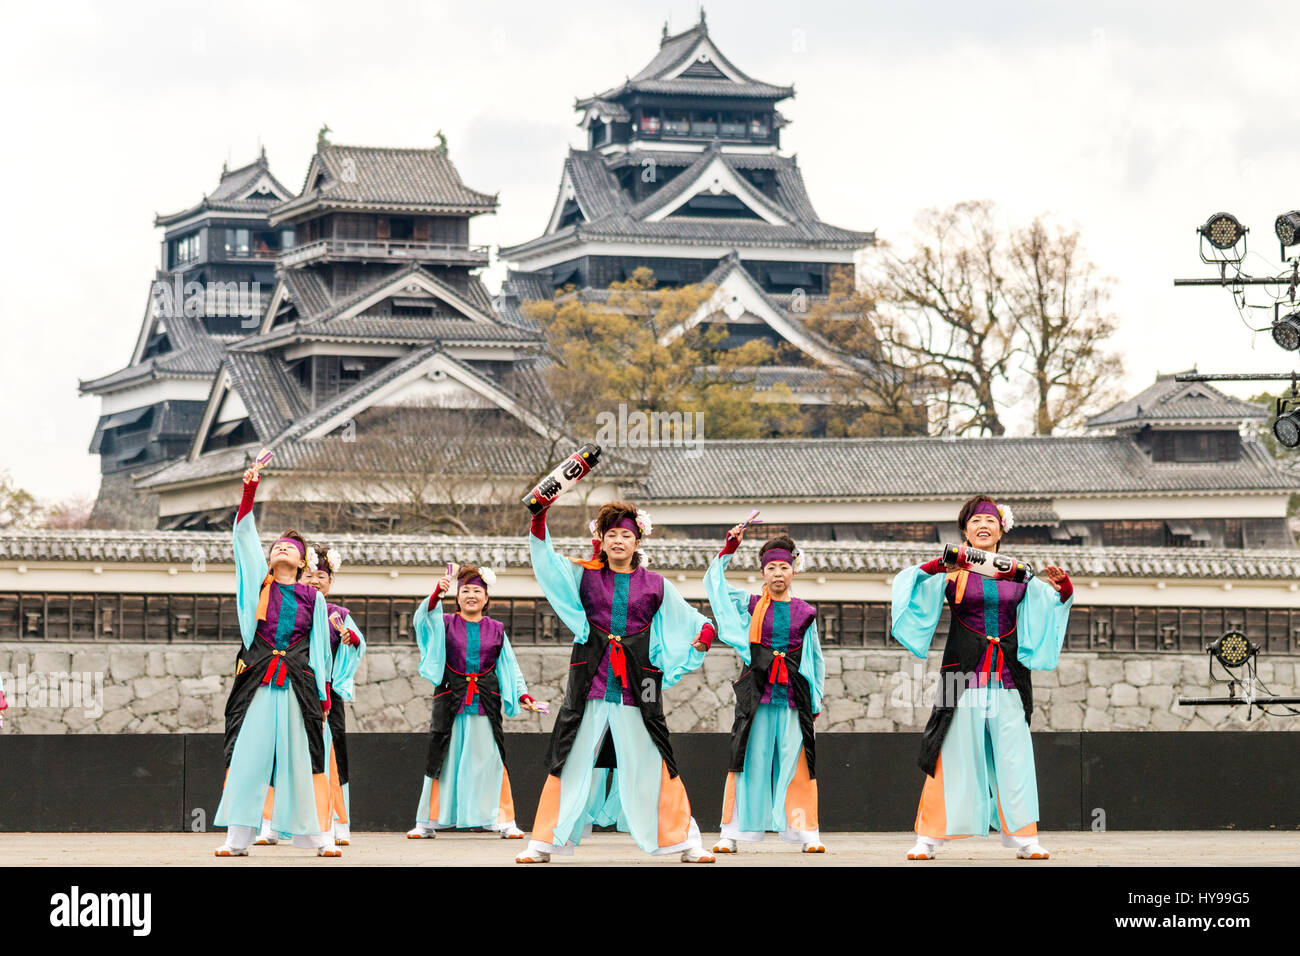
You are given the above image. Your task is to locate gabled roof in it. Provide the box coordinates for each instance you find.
[155,153,294,227]
[643,434,1300,502]
[144,344,574,491]
[238,262,534,351]
[502,148,872,259]
[1087,373,1268,429]
[272,144,498,222]
[578,16,794,106]
[661,253,858,373]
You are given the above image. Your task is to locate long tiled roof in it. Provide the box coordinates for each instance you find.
[1087,374,1267,428]
[273,145,497,221]
[643,435,1300,501]
[2,531,1298,580]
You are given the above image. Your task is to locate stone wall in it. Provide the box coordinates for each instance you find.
[3,643,1295,735]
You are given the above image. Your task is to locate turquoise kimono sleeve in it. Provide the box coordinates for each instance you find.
[649,578,709,688]
[1015,576,1073,670]
[496,633,528,719]
[232,509,269,650]
[529,530,590,644]
[798,619,825,715]
[703,553,753,665]
[308,593,331,702]
[890,564,947,659]
[330,613,366,701]
[413,597,447,687]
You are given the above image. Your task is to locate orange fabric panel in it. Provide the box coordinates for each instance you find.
[656,763,692,848]
[427,777,440,823]
[497,769,516,825]
[996,791,1037,837]
[914,755,970,840]
[721,772,736,826]
[327,744,348,824]
[784,748,819,831]
[262,785,274,820]
[531,775,562,844]
[312,773,332,832]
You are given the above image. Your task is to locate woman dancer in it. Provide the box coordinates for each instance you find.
[891,495,1072,860]
[515,501,717,863]
[214,468,338,857]
[704,526,825,854]
[407,564,539,839]
[258,545,366,847]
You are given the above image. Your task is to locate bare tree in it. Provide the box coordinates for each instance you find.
[1005,217,1122,433]
[867,201,1122,436]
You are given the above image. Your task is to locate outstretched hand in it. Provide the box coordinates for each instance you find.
[1040,564,1067,592]
[691,639,710,652]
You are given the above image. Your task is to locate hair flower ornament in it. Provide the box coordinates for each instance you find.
[997,504,1015,533]
[635,509,653,538]
[478,567,498,587]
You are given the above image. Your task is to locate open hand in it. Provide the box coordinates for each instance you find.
[1040,564,1067,592]
[691,639,710,653]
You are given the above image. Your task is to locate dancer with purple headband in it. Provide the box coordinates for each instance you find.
[213,467,338,857]
[891,495,1073,861]
[705,525,825,854]
[515,500,718,863]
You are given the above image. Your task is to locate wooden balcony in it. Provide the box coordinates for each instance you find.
[279,238,491,269]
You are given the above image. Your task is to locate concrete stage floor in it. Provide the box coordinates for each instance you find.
[2,830,1296,866]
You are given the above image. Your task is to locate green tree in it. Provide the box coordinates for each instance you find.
[0,470,42,529]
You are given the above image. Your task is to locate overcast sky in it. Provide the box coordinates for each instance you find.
[2,0,1298,502]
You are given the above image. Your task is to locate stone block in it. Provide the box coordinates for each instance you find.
[1110,683,1138,707]
[32,651,72,674]
[180,676,224,696]
[380,679,415,705]
[366,655,398,683]
[178,697,208,728]
[1049,703,1084,730]
[146,651,166,677]
[1138,685,1173,710]
[134,687,179,717]
[1082,707,1111,731]
[1123,660,1153,687]
[109,651,146,684]
[165,652,202,678]
[1087,659,1124,686]
[1056,658,1087,686]
[1111,706,1150,729]
[843,671,881,697]
[1085,686,1109,709]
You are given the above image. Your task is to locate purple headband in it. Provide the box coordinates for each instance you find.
[272,537,305,559]
[762,548,796,568]
[460,574,488,592]
[970,501,1003,526]
[610,516,642,538]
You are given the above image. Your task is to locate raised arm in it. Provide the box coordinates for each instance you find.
[413,583,449,687]
[528,509,590,643]
[232,474,269,649]
[704,550,755,665]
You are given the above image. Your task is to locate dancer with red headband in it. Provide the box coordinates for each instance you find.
[892,495,1073,860]
[705,527,825,854]
[407,563,539,839]
[515,500,718,863]
[214,468,338,857]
